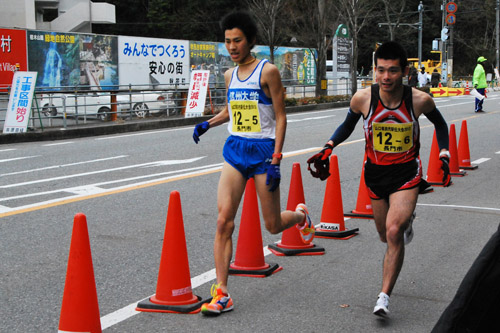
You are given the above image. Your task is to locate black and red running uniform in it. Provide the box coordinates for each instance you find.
[364,84,419,165]
[363,84,425,199]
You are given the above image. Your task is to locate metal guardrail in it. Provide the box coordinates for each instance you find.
[0,80,358,132]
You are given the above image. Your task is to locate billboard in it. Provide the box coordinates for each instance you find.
[119,36,189,88]
[218,44,316,86]
[27,30,118,90]
[0,29,28,89]
[27,30,80,89]
[78,34,118,90]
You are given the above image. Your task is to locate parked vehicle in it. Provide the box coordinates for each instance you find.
[116,92,177,118]
[38,91,177,121]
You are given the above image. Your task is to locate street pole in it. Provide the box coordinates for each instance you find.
[441,0,448,84]
[418,1,423,69]
[497,0,499,71]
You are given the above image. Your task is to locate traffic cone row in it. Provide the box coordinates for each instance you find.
[426,119,477,186]
[59,119,478,327]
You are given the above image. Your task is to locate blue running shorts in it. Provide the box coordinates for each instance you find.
[223,135,275,179]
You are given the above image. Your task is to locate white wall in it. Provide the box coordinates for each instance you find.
[0,0,36,29]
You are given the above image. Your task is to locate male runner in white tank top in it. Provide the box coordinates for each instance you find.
[192,11,315,316]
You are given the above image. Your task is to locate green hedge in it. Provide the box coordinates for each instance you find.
[284,94,350,106]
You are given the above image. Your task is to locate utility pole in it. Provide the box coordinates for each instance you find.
[441,0,451,84]
[418,1,423,69]
[497,0,499,71]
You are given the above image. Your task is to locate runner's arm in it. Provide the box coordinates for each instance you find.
[426,107,449,151]
[264,64,286,164]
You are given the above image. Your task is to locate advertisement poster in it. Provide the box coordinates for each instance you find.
[27,30,118,91]
[27,30,80,89]
[3,71,37,134]
[79,34,118,90]
[217,44,316,86]
[0,29,27,90]
[119,36,189,89]
[185,70,210,118]
[190,41,219,85]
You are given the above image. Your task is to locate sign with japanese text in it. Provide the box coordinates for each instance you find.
[332,24,352,78]
[27,30,80,89]
[3,71,37,134]
[119,36,189,88]
[0,29,27,90]
[185,70,209,118]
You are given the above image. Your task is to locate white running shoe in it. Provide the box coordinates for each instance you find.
[373,292,390,317]
[295,203,315,244]
[404,212,416,245]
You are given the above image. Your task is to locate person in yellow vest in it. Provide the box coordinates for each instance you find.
[473,56,487,113]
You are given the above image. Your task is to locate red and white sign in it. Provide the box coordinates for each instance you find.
[3,71,38,134]
[0,29,27,89]
[446,2,457,14]
[185,70,210,118]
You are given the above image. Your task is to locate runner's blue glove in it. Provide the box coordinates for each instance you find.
[266,164,281,192]
[193,121,210,144]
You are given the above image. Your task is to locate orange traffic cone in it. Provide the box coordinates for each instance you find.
[229,178,283,277]
[426,130,452,186]
[449,123,466,177]
[458,120,478,170]
[58,213,101,333]
[344,153,374,219]
[268,163,325,256]
[136,191,206,314]
[315,155,359,239]
[465,81,470,95]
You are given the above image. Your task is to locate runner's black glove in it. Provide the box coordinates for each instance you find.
[193,121,210,144]
[439,153,451,187]
[307,143,333,181]
[266,164,281,192]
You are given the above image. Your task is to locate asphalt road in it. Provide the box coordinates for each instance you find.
[1,92,499,332]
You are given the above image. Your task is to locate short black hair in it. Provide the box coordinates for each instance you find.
[220,11,258,46]
[374,41,408,70]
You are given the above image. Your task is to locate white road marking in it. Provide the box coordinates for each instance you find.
[42,141,75,146]
[0,149,16,152]
[472,158,490,164]
[0,156,39,163]
[287,115,335,123]
[0,155,128,176]
[417,203,500,212]
[95,127,190,140]
[100,268,218,329]
[0,157,206,189]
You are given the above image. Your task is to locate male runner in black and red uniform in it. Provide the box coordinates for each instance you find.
[307,41,450,317]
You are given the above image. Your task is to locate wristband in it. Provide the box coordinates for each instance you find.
[439,151,450,159]
[272,153,283,161]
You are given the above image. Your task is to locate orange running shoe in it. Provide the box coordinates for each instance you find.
[201,283,234,316]
[295,203,315,244]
